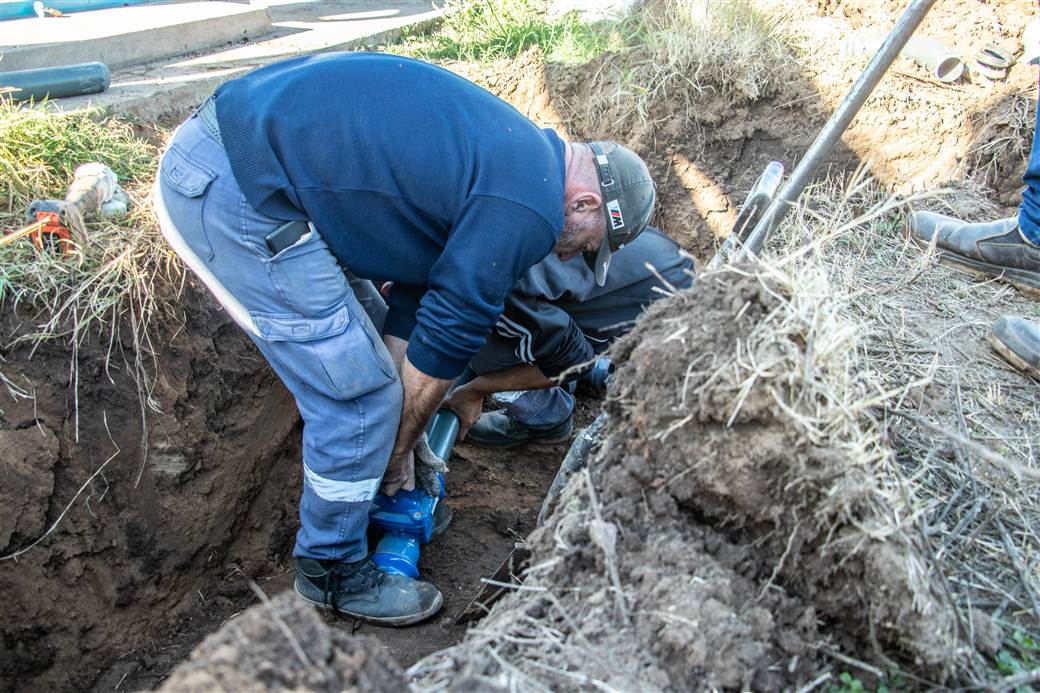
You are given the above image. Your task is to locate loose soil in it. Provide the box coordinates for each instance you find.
[2,0,1036,690]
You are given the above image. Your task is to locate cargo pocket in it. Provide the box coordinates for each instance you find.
[254,305,397,401]
[265,225,351,317]
[158,143,218,261]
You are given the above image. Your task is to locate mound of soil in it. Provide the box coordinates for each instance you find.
[408,266,965,690]
[159,592,406,692]
[600,268,961,673]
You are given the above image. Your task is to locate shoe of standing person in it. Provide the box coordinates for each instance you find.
[907,213,1040,297]
[294,557,443,626]
[987,316,1040,380]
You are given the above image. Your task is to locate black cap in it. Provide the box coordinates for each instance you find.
[583,141,656,286]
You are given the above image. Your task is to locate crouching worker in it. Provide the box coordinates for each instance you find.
[444,228,692,446]
[153,52,656,625]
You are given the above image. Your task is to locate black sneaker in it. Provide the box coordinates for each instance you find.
[464,411,573,449]
[294,557,442,626]
[908,212,1040,297]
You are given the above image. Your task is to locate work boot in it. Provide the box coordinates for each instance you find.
[294,557,442,626]
[465,411,573,448]
[987,316,1040,381]
[907,212,1040,297]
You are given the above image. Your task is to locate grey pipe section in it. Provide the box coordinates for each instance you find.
[846,31,963,83]
[736,0,936,262]
[0,62,111,101]
[901,35,964,83]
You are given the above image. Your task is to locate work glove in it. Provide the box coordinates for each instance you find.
[414,433,448,498]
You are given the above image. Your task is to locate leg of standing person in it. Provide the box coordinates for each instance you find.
[907,66,1039,378]
[155,109,441,624]
[908,73,1040,297]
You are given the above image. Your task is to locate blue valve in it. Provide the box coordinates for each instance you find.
[369,410,459,578]
[369,474,445,578]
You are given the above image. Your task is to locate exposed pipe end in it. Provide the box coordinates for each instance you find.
[934,55,964,83]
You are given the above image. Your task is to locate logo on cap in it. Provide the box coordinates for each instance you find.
[606,199,624,230]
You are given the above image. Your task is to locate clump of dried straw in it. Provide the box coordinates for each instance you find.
[770,166,1040,686]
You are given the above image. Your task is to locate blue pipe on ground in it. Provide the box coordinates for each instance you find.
[1,0,161,21]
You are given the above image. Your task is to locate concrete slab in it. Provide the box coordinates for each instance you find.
[50,1,444,121]
[0,2,272,71]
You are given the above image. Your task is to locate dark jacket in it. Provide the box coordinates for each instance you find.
[470,227,693,380]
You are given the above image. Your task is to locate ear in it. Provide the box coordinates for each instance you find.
[566,190,602,214]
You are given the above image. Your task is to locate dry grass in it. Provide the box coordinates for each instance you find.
[966,88,1035,190]
[0,100,179,453]
[410,171,1037,690]
[769,169,1040,686]
[580,0,797,128]
[408,181,977,690]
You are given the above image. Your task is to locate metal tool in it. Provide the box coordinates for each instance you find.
[0,162,125,255]
[707,161,784,271]
[733,0,938,265]
[0,208,71,254]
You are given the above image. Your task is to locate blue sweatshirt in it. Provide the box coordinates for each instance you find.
[214,52,565,379]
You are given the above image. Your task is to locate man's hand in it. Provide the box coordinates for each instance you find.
[381,351,453,497]
[442,385,485,440]
[380,434,448,497]
[380,448,416,496]
[443,364,557,440]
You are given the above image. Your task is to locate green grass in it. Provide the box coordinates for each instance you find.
[824,671,907,693]
[390,0,796,133]
[394,0,622,64]
[995,630,1040,692]
[0,99,154,217]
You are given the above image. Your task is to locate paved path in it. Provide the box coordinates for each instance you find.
[48,0,444,120]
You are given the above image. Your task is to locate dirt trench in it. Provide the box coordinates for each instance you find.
[155,265,977,692]
[0,292,298,691]
[3,1,1035,689]
[0,280,584,691]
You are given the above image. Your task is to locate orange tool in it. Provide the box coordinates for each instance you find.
[0,211,73,255]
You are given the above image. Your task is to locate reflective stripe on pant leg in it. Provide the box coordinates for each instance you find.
[248,331,403,562]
